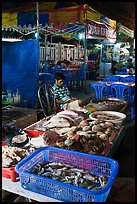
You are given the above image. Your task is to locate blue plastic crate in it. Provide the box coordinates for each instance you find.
[15,146,119,202]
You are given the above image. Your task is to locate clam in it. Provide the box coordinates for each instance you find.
[99,133,108,141]
[56,141,65,148]
[76,131,87,136]
[64,138,74,146]
[99,123,106,127]
[96,131,104,136]
[89,121,95,126]
[105,128,112,135]
[92,125,102,132]
[67,131,75,138]
[83,173,96,181]
[82,126,91,132]
[56,137,66,147]
[79,120,89,127]
[104,122,114,128]
[84,133,92,138]
[86,130,95,134]
[69,126,79,132]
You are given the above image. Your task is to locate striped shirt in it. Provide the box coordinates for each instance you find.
[52,84,71,109]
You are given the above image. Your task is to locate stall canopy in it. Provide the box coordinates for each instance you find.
[117,23,134,39]
[2,3,119,44]
[100,15,116,29]
[2,4,101,28]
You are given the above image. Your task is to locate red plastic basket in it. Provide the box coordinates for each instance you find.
[2,167,19,182]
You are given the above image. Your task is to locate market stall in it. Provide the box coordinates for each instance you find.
[2,107,126,202]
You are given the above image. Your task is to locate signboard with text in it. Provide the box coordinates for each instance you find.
[85,19,116,41]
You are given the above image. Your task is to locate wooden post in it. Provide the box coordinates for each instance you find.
[84,23,87,87]
[36,2,39,38]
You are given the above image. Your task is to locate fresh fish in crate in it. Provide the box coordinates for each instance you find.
[29,161,108,191]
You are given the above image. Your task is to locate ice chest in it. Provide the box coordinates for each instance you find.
[15,146,118,202]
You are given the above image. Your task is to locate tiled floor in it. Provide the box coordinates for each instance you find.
[106,177,135,202]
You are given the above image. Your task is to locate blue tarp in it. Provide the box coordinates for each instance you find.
[2,39,40,108]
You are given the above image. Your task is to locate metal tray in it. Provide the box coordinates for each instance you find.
[90,98,126,111]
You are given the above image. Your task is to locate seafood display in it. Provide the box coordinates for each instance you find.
[89,111,126,123]
[42,120,120,155]
[96,100,125,105]
[2,110,122,170]
[90,98,126,111]
[2,145,29,167]
[91,113,120,120]
[12,134,29,147]
[2,125,29,147]
[30,161,108,190]
[91,98,126,106]
[42,110,86,129]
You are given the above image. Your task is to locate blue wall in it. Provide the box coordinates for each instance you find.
[2,39,40,108]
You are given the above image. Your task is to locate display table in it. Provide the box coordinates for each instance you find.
[2,177,62,202]
[2,177,135,202]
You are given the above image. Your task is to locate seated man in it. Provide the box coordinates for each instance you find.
[52,71,84,110]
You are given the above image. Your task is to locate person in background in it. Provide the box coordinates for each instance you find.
[70,57,73,61]
[52,72,85,110]
[125,58,134,69]
[128,67,135,75]
[109,60,119,75]
[88,50,99,62]
[125,58,135,75]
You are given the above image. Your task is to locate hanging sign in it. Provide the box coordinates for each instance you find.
[85,19,116,41]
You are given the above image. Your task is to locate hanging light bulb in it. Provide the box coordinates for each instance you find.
[35,32,38,38]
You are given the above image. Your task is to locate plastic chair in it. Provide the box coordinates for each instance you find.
[121,67,127,72]
[39,73,54,86]
[90,82,111,98]
[37,82,55,117]
[54,98,63,113]
[117,72,128,75]
[68,68,84,90]
[119,76,135,82]
[80,64,90,80]
[103,76,122,82]
[110,83,135,119]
